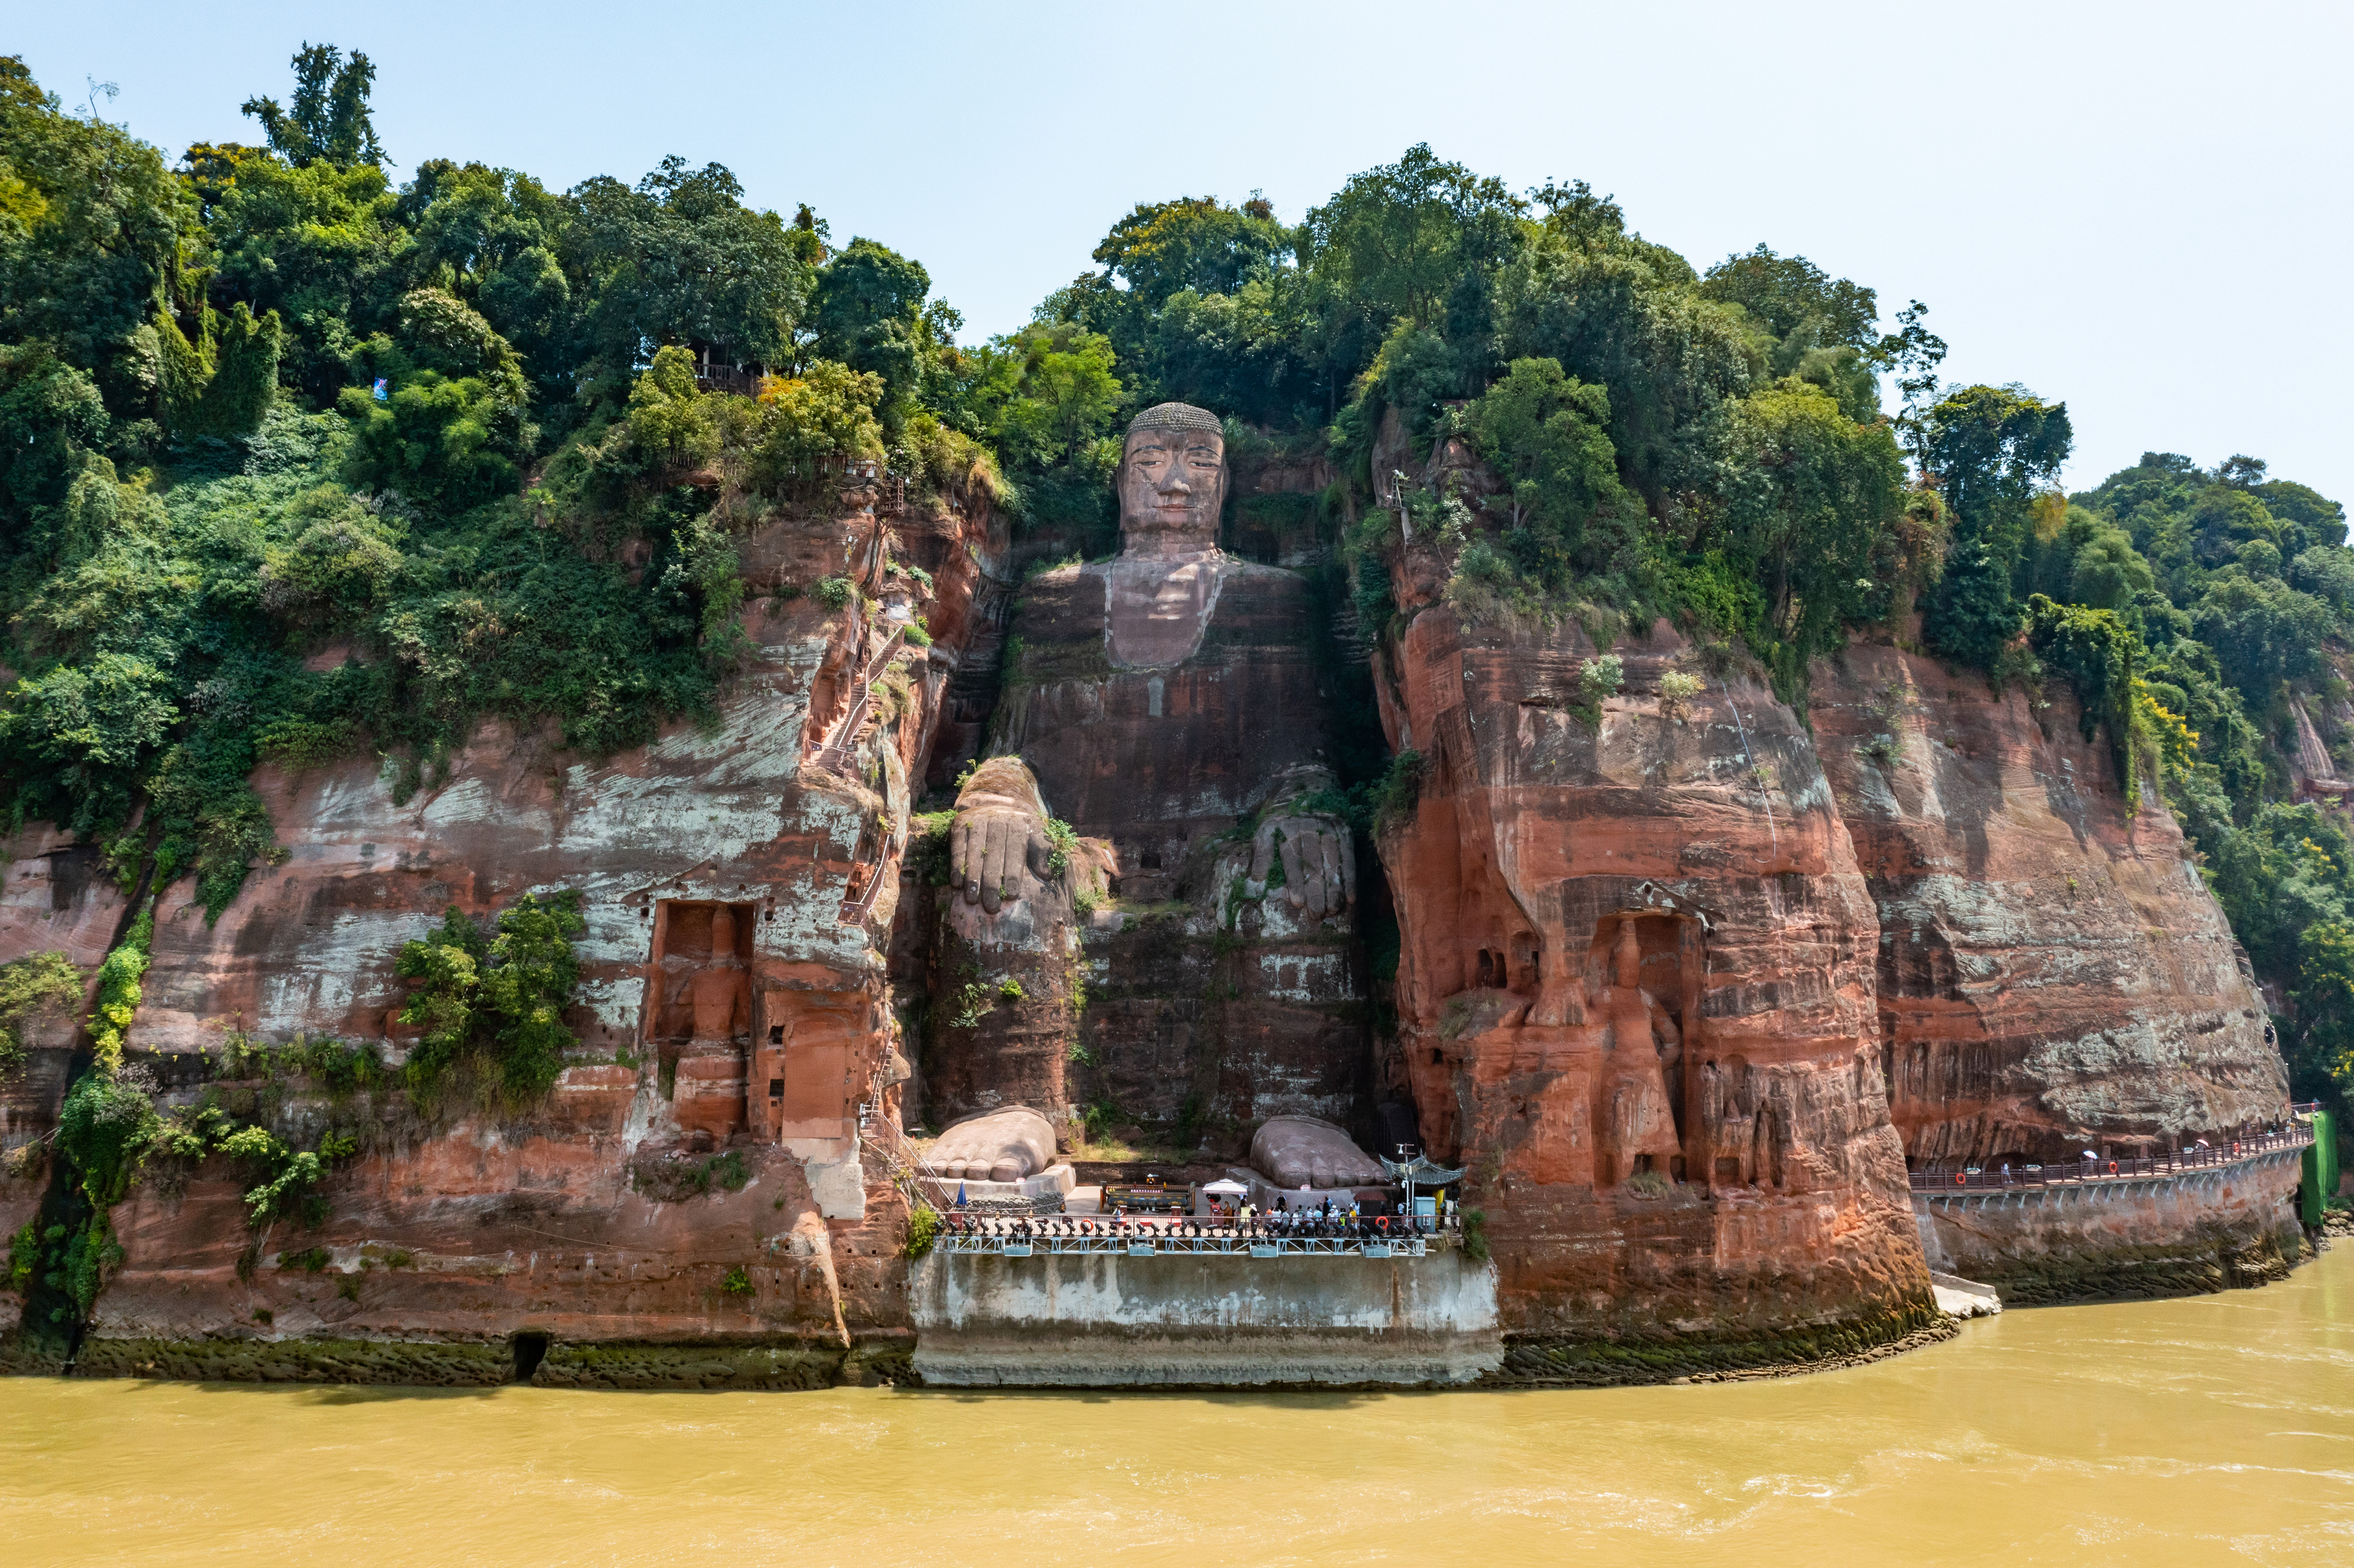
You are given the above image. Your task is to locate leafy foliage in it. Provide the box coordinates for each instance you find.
[85,907,154,1075]
[395,890,586,1104]
[0,952,81,1074]
[240,43,384,168]
[56,1073,161,1205]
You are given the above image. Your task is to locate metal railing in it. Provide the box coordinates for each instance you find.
[937,1228,1454,1260]
[836,852,893,926]
[694,365,762,398]
[1910,1108,2319,1193]
[809,627,905,777]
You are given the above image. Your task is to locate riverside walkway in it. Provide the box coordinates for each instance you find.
[1908,1107,2319,1193]
[935,1216,1460,1260]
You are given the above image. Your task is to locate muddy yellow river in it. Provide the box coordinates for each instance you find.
[3,1248,2349,1567]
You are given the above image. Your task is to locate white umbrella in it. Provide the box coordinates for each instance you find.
[1202,1178,1248,1196]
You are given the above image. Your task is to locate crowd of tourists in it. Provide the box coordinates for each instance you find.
[939,1196,1457,1244]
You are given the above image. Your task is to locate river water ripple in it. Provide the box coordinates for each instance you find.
[3,1247,2350,1566]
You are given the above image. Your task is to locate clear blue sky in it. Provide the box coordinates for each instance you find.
[20,1,2353,504]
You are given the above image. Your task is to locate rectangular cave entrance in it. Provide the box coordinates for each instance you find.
[642,899,757,1142]
[756,989,869,1145]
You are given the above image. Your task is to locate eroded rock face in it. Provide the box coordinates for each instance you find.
[1374,605,1934,1340]
[2,484,1004,1362]
[0,392,2302,1374]
[1810,647,2287,1164]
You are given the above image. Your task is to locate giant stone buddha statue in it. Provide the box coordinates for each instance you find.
[922,402,1368,1153]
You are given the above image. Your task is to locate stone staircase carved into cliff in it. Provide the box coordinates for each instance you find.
[809,626,905,778]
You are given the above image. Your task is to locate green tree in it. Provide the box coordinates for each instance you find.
[1490,231,1756,501]
[812,236,934,424]
[566,159,811,395]
[239,43,384,168]
[396,906,487,1085]
[478,891,585,1101]
[2188,568,2332,704]
[1709,378,1908,671]
[1300,143,1521,332]
[338,370,523,513]
[0,652,178,832]
[1094,195,1290,312]
[968,324,1122,470]
[1465,356,1630,583]
[755,358,887,477]
[395,891,583,1102]
[205,153,401,400]
[1920,384,2072,666]
[0,56,196,410]
[1699,245,1878,361]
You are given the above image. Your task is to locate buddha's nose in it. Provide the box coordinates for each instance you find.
[1156,466,1192,499]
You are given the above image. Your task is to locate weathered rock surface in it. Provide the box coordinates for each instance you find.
[1810,647,2289,1165]
[2,483,1006,1368]
[1371,603,1936,1343]
[0,401,2306,1383]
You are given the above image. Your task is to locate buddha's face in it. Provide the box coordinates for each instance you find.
[1118,426,1225,558]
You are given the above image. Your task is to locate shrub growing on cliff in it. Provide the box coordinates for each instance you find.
[84,907,155,1078]
[0,952,83,1076]
[395,890,585,1105]
[2026,593,2148,806]
[1041,816,1081,878]
[903,1205,940,1259]
[56,1074,161,1207]
[1459,1207,1489,1263]
[221,1124,359,1225]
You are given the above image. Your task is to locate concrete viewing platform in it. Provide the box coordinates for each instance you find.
[909,1227,1499,1389]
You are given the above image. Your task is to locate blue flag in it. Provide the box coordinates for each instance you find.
[955,1182,966,1208]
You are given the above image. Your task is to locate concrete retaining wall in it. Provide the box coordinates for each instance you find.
[908,1250,1502,1387]
[1912,1148,2307,1305]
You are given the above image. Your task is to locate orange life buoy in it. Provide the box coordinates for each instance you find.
[1953,1171,1966,1185]
[2107,1161,2118,1175]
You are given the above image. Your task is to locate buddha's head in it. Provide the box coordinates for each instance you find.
[1118,402,1226,560]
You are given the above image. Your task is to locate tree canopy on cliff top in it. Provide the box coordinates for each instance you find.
[1,54,2349,1107]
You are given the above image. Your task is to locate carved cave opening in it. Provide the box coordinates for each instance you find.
[643,899,756,1142]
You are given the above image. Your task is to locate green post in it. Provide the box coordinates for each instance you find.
[2300,1110,2339,1227]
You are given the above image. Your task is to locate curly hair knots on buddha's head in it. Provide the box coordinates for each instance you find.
[1126,402,1223,436]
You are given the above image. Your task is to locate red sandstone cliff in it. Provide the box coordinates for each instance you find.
[1371,605,1934,1341]
[0,428,2304,1375]
[1810,646,2287,1165]
[1,477,1007,1375]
